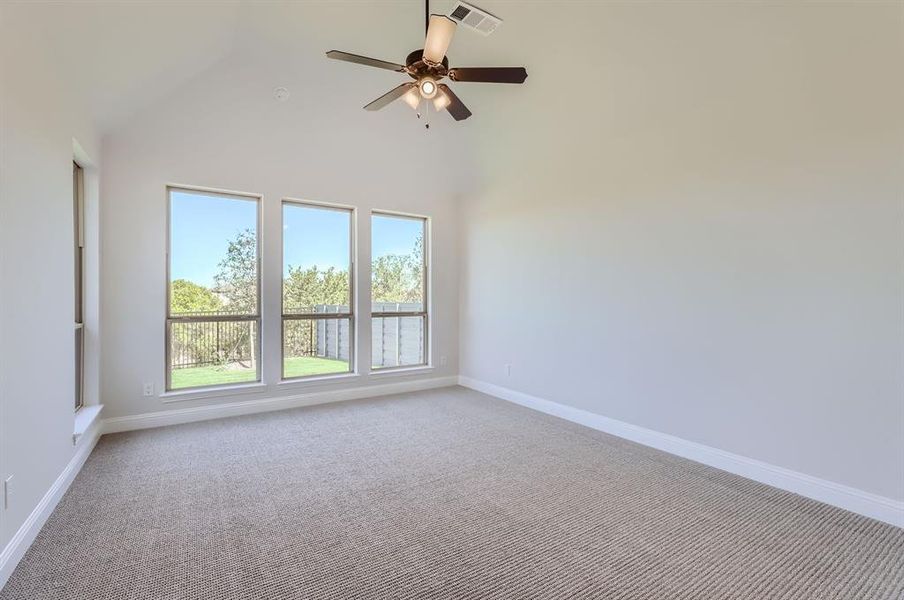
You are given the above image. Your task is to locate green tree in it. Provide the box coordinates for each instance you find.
[411,233,424,301]
[371,233,424,306]
[283,265,349,312]
[170,279,222,315]
[214,229,257,313]
[169,280,224,368]
[205,229,259,368]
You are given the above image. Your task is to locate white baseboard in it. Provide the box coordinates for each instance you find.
[458,376,904,528]
[103,376,458,434]
[0,414,103,590]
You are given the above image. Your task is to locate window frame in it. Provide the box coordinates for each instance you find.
[73,162,85,410]
[370,210,430,371]
[165,185,263,392]
[280,198,356,381]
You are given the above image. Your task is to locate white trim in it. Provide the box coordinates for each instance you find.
[282,196,357,212]
[0,414,102,590]
[371,208,431,221]
[159,382,267,403]
[165,182,261,201]
[72,404,103,443]
[277,373,361,388]
[369,365,434,377]
[104,376,458,434]
[458,376,904,528]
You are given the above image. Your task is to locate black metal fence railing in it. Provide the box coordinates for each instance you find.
[170,319,255,369]
[283,318,318,358]
[170,308,251,318]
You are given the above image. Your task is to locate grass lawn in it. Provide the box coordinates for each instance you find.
[284,356,349,379]
[171,356,348,389]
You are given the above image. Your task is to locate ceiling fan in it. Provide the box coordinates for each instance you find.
[326,0,527,124]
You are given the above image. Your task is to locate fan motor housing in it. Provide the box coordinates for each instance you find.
[405,50,449,81]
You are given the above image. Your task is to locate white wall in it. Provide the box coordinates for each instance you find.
[0,1,101,572]
[101,50,469,419]
[3,5,900,572]
[459,2,904,502]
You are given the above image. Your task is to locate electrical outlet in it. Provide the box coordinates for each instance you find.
[143,382,154,397]
[505,364,512,377]
[4,475,12,510]
[440,355,447,367]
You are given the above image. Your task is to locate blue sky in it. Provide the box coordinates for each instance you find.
[371,213,423,262]
[170,191,422,287]
[171,191,256,287]
[283,203,349,274]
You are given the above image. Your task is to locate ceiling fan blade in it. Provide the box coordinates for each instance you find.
[326,50,406,72]
[449,67,528,84]
[423,15,456,64]
[437,85,472,121]
[363,83,417,111]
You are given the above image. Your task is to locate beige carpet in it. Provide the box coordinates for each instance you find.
[2,386,902,599]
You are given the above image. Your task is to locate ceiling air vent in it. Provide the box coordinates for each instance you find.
[448,1,502,36]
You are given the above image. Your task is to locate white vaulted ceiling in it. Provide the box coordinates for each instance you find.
[2,1,240,131]
[2,0,533,134]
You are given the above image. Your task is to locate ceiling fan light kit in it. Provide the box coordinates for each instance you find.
[325,0,527,127]
[419,77,438,99]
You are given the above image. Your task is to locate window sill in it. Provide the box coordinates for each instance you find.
[73,405,103,445]
[160,382,267,404]
[278,372,361,387]
[369,365,434,377]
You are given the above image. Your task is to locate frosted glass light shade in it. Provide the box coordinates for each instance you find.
[423,16,456,64]
[433,90,451,111]
[403,88,420,110]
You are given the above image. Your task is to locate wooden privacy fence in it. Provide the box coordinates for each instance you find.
[285,303,424,368]
[370,303,424,368]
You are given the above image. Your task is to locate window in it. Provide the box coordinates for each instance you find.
[166,187,260,390]
[73,162,85,410]
[371,212,428,369]
[282,201,354,379]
